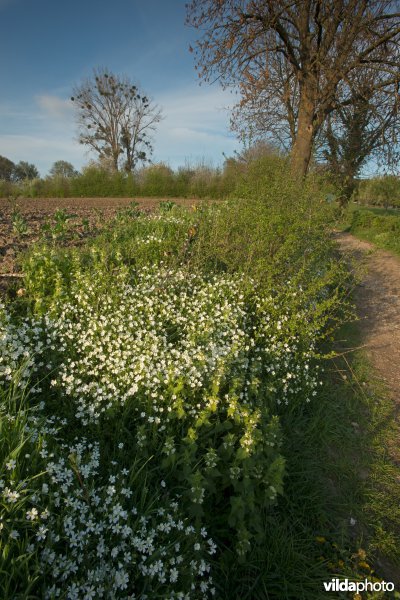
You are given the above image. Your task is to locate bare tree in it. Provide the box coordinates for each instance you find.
[186,1,400,177]
[71,68,162,172]
[231,51,299,150]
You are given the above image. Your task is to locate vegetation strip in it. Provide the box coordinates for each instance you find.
[1,157,399,598]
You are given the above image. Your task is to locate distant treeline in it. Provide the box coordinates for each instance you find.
[2,156,400,209]
[0,161,244,199]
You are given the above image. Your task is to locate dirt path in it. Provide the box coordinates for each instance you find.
[335,232,400,402]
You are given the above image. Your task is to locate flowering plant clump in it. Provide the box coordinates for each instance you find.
[20,208,193,314]
[0,261,322,571]
[1,426,216,598]
[41,439,216,599]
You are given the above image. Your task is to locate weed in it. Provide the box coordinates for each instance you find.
[11,208,29,237]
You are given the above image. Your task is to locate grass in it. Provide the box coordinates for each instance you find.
[330,319,400,585]
[347,347,400,579]
[339,203,400,257]
[226,316,400,598]
[355,205,400,217]
[348,202,400,217]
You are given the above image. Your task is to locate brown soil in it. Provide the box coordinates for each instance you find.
[335,232,400,404]
[0,196,198,281]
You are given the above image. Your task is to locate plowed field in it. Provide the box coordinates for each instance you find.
[0,197,197,278]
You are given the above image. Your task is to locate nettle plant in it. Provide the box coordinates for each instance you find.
[0,263,321,575]
[21,208,193,314]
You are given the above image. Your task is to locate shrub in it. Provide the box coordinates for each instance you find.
[349,209,400,254]
[0,179,14,197]
[4,159,351,597]
[138,163,176,196]
[354,175,400,208]
[1,254,324,570]
[188,166,222,198]
[191,156,344,285]
[70,166,137,197]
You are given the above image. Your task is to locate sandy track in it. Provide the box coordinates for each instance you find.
[336,231,400,403]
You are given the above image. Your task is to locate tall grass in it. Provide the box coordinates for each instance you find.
[0,369,47,598]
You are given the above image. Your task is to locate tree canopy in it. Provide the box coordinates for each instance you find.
[49,160,79,178]
[71,68,163,172]
[0,155,15,181]
[186,0,400,177]
[12,161,39,181]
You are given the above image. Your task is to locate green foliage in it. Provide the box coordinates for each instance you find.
[0,179,14,197]
[39,208,77,242]
[139,163,176,196]
[22,244,74,313]
[12,161,39,182]
[0,155,15,182]
[11,207,29,237]
[70,165,137,197]
[48,160,78,178]
[2,153,364,598]
[0,369,216,598]
[189,155,349,337]
[21,205,193,312]
[354,175,400,208]
[0,371,46,598]
[0,157,249,200]
[349,209,400,255]
[35,268,291,554]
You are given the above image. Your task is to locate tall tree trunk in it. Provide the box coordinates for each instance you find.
[339,164,358,206]
[112,152,119,172]
[291,84,316,178]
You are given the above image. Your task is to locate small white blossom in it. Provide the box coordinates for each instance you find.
[26,508,39,521]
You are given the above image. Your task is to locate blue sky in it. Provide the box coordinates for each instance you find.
[0,0,240,176]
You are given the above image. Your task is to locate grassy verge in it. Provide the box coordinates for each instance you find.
[329,318,400,591]
[340,204,400,256]
[352,205,400,217]
[1,158,399,597]
[338,321,400,584]
[220,316,400,599]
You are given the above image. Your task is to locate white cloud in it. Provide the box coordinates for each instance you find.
[0,93,82,175]
[158,84,235,125]
[36,95,73,119]
[152,84,240,167]
[168,127,228,142]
